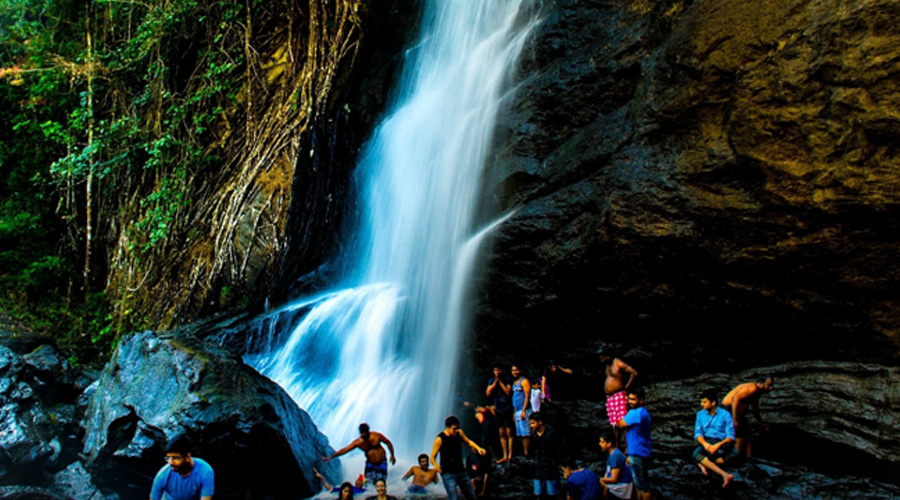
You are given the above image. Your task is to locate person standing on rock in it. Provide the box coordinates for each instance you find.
[598,348,638,445]
[430,415,487,500]
[485,364,514,463]
[541,360,573,404]
[722,375,774,458]
[324,423,397,484]
[150,434,215,500]
[511,364,534,457]
[692,389,737,488]
[615,388,652,500]
[529,412,565,499]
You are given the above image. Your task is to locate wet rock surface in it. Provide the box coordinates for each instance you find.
[81,329,338,500]
[477,365,900,498]
[0,331,94,487]
[476,0,900,376]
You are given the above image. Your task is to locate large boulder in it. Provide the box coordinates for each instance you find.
[81,330,338,500]
[0,333,92,486]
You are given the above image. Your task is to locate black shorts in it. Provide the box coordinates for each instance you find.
[495,410,514,429]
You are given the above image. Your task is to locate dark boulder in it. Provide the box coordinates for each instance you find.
[0,333,92,486]
[81,330,338,500]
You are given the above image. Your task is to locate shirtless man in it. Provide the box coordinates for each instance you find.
[402,454,439,494]
[722,376,774,457]
[324,423,397,483]
[598,348,637,444]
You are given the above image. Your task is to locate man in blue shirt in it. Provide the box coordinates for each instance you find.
[616,388,651,500]
[692,389,736,488]
[150,434,214,500]
[598,431,631,500]
[561,459,601,500]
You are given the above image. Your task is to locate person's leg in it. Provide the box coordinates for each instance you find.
[699,458,733,487]
[453,472,478,500]
[630,456,651,500]
[601,482,610,499]
[533,479,544,500]
[522,436,532,456]
[545,478,560,499]
[498,426,511,462]
[442,473,460,500]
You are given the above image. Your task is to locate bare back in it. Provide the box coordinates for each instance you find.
[723,382,760,412]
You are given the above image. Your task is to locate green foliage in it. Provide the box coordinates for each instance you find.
[0,0,251,362]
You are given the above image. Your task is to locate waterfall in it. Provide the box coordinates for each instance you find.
[247,0,537,461]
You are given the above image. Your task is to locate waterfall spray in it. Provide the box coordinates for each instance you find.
[247,0,537,468]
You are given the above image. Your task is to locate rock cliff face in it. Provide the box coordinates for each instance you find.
[477,0,900,377]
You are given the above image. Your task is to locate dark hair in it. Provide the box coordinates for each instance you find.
[418,453,428,462]
[599,431,615,445]
[562,458,578,469]
[700,389,718,403]
[339,482,354,500]
[165,434,193,456]
[359,423,370,434]
[627,387,645,400]
[374,478,386,487]
[445,415,460,428]
[757,375,774,384]
[528,412,543,422]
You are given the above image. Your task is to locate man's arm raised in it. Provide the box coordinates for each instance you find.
[322,438,361,461]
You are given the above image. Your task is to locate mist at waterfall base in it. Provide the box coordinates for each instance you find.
[245,0,537,487]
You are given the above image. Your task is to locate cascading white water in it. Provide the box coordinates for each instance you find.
[247,0,536,463]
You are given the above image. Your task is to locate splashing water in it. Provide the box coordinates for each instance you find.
[247,0,537,462]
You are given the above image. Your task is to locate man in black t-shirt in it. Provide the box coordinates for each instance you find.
[431,415,486,500]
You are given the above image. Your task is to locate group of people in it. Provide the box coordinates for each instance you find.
[145,352,773,500]
[595,349,775,498]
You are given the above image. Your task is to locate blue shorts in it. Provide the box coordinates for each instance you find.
[365,460,388,482]
[407,484,428,494]
[629,455,651,493]
[514,409,532,437]
[533,479,560,496]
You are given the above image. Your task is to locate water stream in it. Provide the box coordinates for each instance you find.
[246,0,537,473]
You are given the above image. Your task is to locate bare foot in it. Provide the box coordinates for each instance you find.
[496,457,509,464]
[697,464,708,476]
[723,474,733,488]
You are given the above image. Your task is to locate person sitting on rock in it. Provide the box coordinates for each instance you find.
[324,423,397,483]
[722,375,774,457]
[693,389,738,488]
[598,431,632,500]
[402,453,439,494]
[150,434,214,500]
